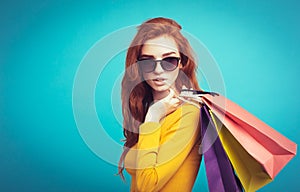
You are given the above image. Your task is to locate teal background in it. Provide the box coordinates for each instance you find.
[1,0,299,191]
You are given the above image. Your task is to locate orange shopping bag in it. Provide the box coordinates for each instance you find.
[208,109,272,191]
[179,89,297,191]
[202,93,297,179]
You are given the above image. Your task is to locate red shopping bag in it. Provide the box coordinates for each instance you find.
[209,109,273,191]
[201,93,297,179]
[179,89,297,191]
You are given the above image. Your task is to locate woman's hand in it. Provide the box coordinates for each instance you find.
[144,89,181,123]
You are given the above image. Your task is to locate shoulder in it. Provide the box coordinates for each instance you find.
[164,103,200,125]
[178,103,201,117]
[181,102,200,111]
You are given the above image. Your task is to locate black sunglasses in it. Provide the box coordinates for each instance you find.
[137,56,181,73]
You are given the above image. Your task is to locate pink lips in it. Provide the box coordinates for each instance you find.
[153,78,166,81]
[152,77,167,85]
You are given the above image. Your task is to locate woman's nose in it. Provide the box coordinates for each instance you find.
[153,61,164,74]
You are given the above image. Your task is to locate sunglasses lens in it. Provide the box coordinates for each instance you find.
[138,60,155,73]
[161,57,179,71]
[138,57,180,72]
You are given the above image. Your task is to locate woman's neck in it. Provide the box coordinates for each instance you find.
[152,90,169,101]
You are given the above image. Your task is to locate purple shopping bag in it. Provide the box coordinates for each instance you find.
[201,105,243,192]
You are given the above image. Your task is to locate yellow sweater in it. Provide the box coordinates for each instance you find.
[125,103,202,192]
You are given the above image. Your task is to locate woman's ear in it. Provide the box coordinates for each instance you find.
[179,62,183,69]
[180,54,188,67]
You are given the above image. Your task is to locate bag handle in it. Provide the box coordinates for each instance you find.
[178,89,219,108]
[180,89,219,96]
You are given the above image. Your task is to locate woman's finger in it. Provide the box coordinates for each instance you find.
[161,88,175,102]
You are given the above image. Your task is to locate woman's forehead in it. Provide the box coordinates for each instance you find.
[141,36,179,57]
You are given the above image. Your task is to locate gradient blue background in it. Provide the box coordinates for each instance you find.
[1,0,299,191]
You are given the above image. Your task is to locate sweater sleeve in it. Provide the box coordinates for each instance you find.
[135,105,200,192]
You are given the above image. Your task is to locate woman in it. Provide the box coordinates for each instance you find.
[119,17,202,192]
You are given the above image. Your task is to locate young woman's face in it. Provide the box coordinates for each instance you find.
[139,35,182,99]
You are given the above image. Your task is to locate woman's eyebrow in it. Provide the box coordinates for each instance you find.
[139,54,155,58]
[162,51,177,57]
[140,51,177,59]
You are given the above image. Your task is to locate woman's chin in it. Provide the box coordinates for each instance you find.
[151,86,170,99]
[152,86,169,93]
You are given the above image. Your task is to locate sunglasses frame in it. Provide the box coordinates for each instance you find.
[137,56,181,73]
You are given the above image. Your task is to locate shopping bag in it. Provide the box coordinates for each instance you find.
[209,109,272,192]
[201,93,297,179]
[179,89,297,191]
[201,105,243,192]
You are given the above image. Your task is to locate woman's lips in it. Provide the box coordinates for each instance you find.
[153,78,166,81]
[152,78,167,85]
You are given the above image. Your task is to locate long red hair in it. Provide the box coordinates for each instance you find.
[118,17,201,179]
